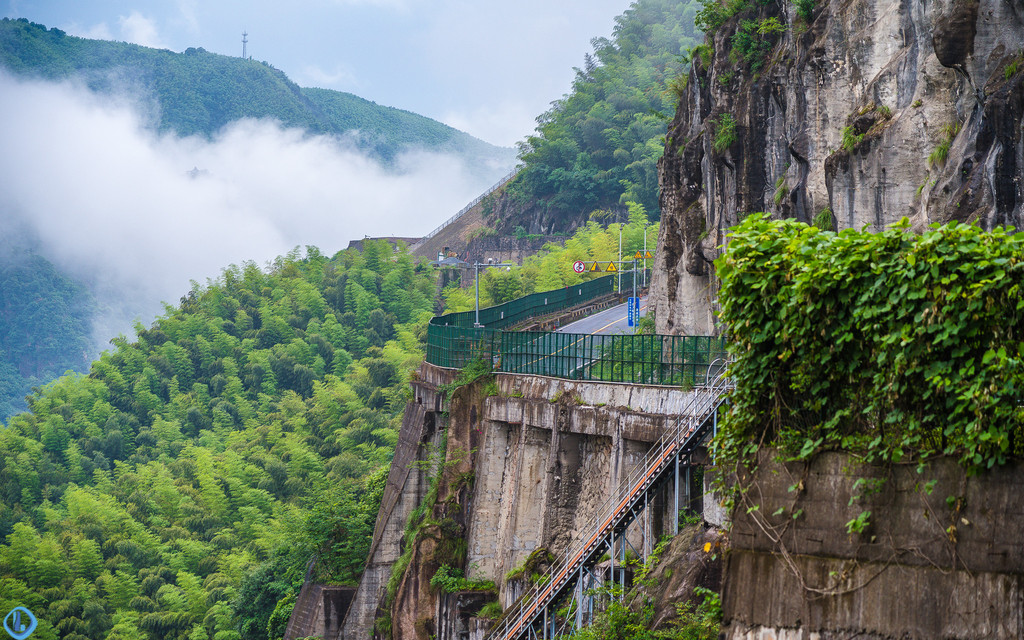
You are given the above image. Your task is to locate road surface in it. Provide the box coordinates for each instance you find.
[556,296,648,335]
[500,295,649,377]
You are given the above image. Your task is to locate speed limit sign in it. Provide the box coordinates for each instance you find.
[572,260,586,273]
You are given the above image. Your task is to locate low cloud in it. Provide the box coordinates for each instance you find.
[117,11,168,49]
[175,0,201,35]
[0,72,495,346]
[443,103,538,149]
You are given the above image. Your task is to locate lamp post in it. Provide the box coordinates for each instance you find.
[618,225,623,293]
[643,225,648,289]
[474,260,514,327]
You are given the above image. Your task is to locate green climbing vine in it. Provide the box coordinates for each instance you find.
[713,214,1024,472]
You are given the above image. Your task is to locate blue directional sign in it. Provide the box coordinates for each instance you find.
[3,607,37,640]
[627,296,640,327]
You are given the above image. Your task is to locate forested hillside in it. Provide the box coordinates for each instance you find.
[0,249,95,419]
[0,241,435,640]
[0,18,512,165]
[488,0,700,234]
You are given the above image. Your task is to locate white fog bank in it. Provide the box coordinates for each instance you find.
[0,71,500,346]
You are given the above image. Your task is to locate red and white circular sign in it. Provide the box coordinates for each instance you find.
[572,260,586,273]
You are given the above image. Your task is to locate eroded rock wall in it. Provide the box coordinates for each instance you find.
[653,0,1024,335]
[722,451,1024,638]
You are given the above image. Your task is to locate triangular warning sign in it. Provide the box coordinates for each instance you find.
[634,250,643,259]
[589,261,600,272]
[644,251,653,259]
[605,261,617,272]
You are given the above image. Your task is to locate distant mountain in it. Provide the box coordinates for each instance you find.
[0,17,514,166]
[0,246,95,419]
[301,87,506,164]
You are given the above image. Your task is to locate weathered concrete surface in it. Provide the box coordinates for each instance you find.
[434,592,494,640]
[702,468,729,529]
[329,363,702,638]
[387,373,487,640]
[727,552,1023,639]
[463,234,566,265]
[494,373,704,416]
[285,584,355,640]
[652,0,1024,335]
[471,373,699,607]
[721,451,1024,639]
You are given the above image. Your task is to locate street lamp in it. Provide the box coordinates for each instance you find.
[618,224,622,293]
[643,223,651,288]
[474,259,514,327]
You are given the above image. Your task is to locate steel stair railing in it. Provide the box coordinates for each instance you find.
[485,368,732,640]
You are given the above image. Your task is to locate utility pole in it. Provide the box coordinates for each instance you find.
[242,31,248,59]
[618,225,622,293]
[643,225,648,289]
[474,260,514,327]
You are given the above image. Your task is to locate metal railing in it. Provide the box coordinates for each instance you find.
[425,280,731,637]
[426,272,724,385]
[485,369,733,640]
[429,272,628,332]
[420,166,523,241]
[500,332,726,385]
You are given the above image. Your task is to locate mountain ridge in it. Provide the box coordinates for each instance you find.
[0,17,514,166]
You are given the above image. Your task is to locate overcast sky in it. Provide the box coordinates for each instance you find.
[3,0,632,147]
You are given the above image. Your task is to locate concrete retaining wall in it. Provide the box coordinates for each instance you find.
[336,367,454,639]
[285,585,356,640]
[722,451,1024,639]
[327,363,700,637]
[469,371,697,606]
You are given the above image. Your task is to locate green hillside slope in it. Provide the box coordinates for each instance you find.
[301,87,504,163]
[0,242,435,640]
[0,248,96,420]
[0,17,512,165]
[0,17,514,420]
[490,0,701,233]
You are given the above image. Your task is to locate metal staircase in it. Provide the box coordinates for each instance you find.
[485,367,732,640]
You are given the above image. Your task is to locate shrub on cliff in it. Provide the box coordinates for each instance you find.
[714,214,1024,472]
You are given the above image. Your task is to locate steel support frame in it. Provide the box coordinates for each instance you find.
[493,390,728,640]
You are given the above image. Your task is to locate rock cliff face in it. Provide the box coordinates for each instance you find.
[652,0,1024,335]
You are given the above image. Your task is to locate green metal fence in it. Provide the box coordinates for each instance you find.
[426,273,726,386]
[430,272,638,331]
[500,332,726,385]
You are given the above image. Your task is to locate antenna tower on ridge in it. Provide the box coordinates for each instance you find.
[242,31,248,59]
